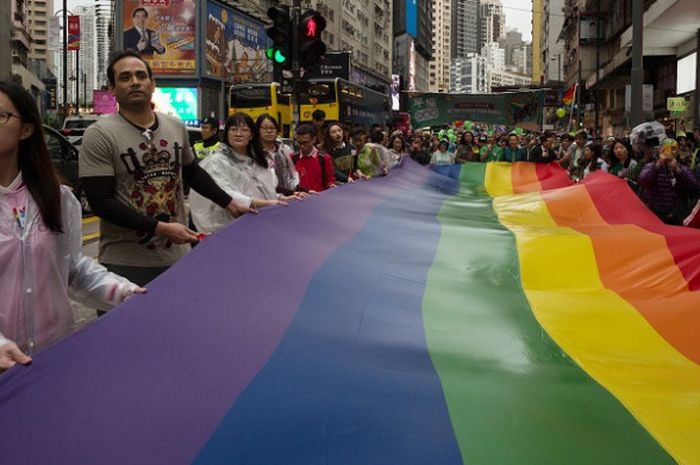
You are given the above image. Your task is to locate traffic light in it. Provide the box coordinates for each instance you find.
[266,6,292,66]
[298,10,327,69]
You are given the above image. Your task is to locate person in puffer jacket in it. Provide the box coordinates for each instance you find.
[0,81,143,372]
[638,138,700,224]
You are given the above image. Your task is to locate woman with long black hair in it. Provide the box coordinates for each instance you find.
[189,112,288,234]
[0,81,142,371]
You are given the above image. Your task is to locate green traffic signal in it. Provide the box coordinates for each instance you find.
[266,47,287,64]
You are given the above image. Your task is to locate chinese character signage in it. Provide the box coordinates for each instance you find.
[204,1,271,84]
[408,91,546,129]
[122,0,196,76]
[67,16,80,50]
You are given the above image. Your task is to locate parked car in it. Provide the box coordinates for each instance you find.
[61,115,100,146]
[44,124,92,216]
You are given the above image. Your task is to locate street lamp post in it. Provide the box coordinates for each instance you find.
[62,1,67,113]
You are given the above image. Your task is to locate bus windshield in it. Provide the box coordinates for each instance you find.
[298,82,336,104]
[230,86,272,108]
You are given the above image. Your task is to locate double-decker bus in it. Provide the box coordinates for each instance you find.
[298,78,391,128]
[229,83,292,138]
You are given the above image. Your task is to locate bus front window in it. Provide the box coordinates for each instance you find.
[230,87,272,108]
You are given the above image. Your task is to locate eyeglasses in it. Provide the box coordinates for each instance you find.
[142,128,157,155]
[0,111,21,125]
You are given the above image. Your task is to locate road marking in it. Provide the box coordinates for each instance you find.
[82,215,99,225]
[82,232,100,243]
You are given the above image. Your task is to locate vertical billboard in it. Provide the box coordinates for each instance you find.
[122,0,196,76]
[67,15,81,50]
[204,1,272,84]
[406,0,417,38]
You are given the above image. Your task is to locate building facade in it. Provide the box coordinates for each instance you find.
[451,0,478,59]
[11,0,45,100]
[27,0,54,69]
[450,53,488,93]
[393,0,432,93]
[305,0,393,88]
[531,0,543,84]
[478,0,505,54]
[74,5,97,105]
[542,0,565,83]
[429,0,451,92]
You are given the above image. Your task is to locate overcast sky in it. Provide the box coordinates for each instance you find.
[502,0,533,42]
[61,0,534,43]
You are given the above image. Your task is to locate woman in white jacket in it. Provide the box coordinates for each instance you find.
[189,112,289,234]
[0,81,143,371]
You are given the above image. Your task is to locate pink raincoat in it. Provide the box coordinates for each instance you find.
[0,175,138,354]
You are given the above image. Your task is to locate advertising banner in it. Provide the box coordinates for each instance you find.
[122,0,196,76]
[408,91,545,129]
[204,1,271,84]
[406,0,417,38]
[67,15,80,50]
[93,90,118,114]
[45,79,57,110]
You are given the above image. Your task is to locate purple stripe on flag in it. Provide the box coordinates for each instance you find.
[0,161,432,465]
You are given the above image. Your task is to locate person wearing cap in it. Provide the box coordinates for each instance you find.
[430,139,455,165]
[194,117,222,160]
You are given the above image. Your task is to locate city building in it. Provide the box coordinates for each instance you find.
[478,0,505,54]
[561,0,699,135]
[541,0,565,84]
[429,0,451,92]
[74,5,97,105]
[490,68,533,87]
[10,0,45,100]
[393,0,433,92]
[451,0,478,59]
[304,0,393,89]
[531,0,543,83]
[27,0,54,70]
[450,53,488,93]
[512,42,533,76]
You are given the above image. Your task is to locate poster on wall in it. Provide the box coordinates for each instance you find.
[204,1,272,84]
[122,0,196,76]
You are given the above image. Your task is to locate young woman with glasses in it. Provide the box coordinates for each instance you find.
[0,81,143,371]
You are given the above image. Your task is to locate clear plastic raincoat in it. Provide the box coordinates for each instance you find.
[190,145,278,234]
[0,176,138,354]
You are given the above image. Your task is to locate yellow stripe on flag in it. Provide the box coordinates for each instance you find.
[484,162,513,197]
[494,192,700,465]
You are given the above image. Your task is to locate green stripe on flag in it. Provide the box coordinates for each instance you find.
[421,164,674,465]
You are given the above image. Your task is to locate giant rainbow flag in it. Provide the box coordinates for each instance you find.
[1,160,698,464]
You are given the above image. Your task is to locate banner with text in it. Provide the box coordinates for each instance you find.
[408,91,545,129]
[67,15,80,50]
[203,1,271,84]
[121,0,196,76]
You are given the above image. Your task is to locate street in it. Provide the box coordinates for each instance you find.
[72,215,100,329]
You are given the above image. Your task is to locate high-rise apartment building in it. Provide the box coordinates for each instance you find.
[499,29,523,69]
[429,0,451,92]
[27,0,54,69]
[393,0,433,92]
[450,53,488,93]
[451,0,478,59]
[74,5,97,104]
[304,0,393,88]
[11,0,45,99]
[478,0,505,54]
[541,0,565,83]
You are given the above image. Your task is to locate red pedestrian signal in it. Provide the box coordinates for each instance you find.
[298,10,327,69]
